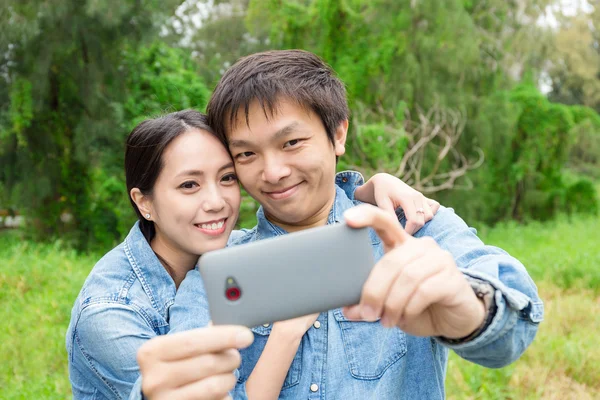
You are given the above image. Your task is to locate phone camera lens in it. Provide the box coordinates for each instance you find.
[226,287,241,301]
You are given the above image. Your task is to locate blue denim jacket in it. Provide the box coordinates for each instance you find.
[66,174,358,399]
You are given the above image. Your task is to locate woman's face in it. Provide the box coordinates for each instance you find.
[145,129,241,257]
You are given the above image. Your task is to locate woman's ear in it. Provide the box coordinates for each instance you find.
[130,188,153,220]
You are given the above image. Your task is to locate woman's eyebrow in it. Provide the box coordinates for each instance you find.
[218,162,234,172]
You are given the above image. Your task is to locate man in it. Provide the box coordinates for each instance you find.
[202,49,543,399]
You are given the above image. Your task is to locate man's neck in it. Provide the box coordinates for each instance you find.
[265,188,337,233]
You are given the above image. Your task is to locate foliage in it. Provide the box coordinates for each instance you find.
[1,0,600,248]
[0,1,210,250]
[547,13,600,112]
[567,106,600,178]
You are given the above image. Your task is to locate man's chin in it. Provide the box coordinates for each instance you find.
[264,207,309,226]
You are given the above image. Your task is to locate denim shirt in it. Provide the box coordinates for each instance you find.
[221,171,542,399]
[65,173,359,399]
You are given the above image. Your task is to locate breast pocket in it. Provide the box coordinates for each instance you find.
[333,309,407,380]
[237,324,302,389]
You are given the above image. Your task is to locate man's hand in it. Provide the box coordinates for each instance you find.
[271,313,320,341]
[342,204,485,339]
[354,173,440,235]
[137,325,254,400]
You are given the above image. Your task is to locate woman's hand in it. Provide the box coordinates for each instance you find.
[138,325,254,400]
[271,313,320,342]
[354,173,440,235]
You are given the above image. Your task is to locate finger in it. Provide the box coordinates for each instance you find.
[427,199,440,215]
[173,372,237,400]
[402,270,454,322]
[374,192,397,216]
[341,305,362,320]
[422,201,434,222]
[359,244,427,321]
[344,204,411,250]
[407,196,426,235]
[164,349,241,388]
[379,255,444,327]
[143,326,254,362]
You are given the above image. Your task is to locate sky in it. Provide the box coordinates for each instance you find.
[538,0,594,28]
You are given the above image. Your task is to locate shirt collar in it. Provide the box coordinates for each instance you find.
[124,222,176,313]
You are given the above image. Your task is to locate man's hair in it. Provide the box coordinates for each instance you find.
[207,49,349,145]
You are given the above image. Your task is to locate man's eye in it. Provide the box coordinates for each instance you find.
[236,151,254,159]
[284,139,300,148]
[180,181,198,189]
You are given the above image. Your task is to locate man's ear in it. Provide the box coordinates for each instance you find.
[333,119,349,157]
[130,188,153,219]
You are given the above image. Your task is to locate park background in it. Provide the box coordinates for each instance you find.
[1,0,599,398]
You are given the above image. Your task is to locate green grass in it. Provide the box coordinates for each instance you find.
[447,213,600,399]
[1,212,599,399]
[0,232,98,399]
[476,213,600,293]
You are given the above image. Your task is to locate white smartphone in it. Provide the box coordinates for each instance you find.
[198,223,375,327]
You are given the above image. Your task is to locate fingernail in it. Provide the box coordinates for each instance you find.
[361,305,379,321]
[236,329,254,347]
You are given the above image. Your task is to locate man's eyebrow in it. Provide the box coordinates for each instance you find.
[228,122,302,148]
[273,122,301,141]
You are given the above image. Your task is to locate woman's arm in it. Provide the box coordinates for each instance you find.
[69,303,158,399]
[354,173,440,235]
[245,314,319,400]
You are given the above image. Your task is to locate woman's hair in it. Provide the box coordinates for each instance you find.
[125,109,217,243]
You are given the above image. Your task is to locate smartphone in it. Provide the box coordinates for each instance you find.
[198,223,375,327]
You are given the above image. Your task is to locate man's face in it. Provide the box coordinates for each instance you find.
[227,98,348,230]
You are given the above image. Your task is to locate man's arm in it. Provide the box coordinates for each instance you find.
[420,207,543,367]
[343,204,542,368]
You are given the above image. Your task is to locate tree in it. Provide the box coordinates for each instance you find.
[547,12,600,111]
[0,0,183,248]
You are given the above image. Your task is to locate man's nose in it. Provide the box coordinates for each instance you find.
[261,154,292,184]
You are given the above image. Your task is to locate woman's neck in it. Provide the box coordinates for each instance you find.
[150,235,198,288]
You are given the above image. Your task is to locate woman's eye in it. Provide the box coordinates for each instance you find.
[180,181,198,190]
[222,173,238,183]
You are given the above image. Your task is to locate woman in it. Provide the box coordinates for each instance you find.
[66,110,438,400]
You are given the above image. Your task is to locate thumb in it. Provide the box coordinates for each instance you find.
[344,204,411,251]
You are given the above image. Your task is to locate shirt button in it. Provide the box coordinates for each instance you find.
[313,321,321,329]
[262,323,270,328]
[310,384,319,392]
[342,177,348,183]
